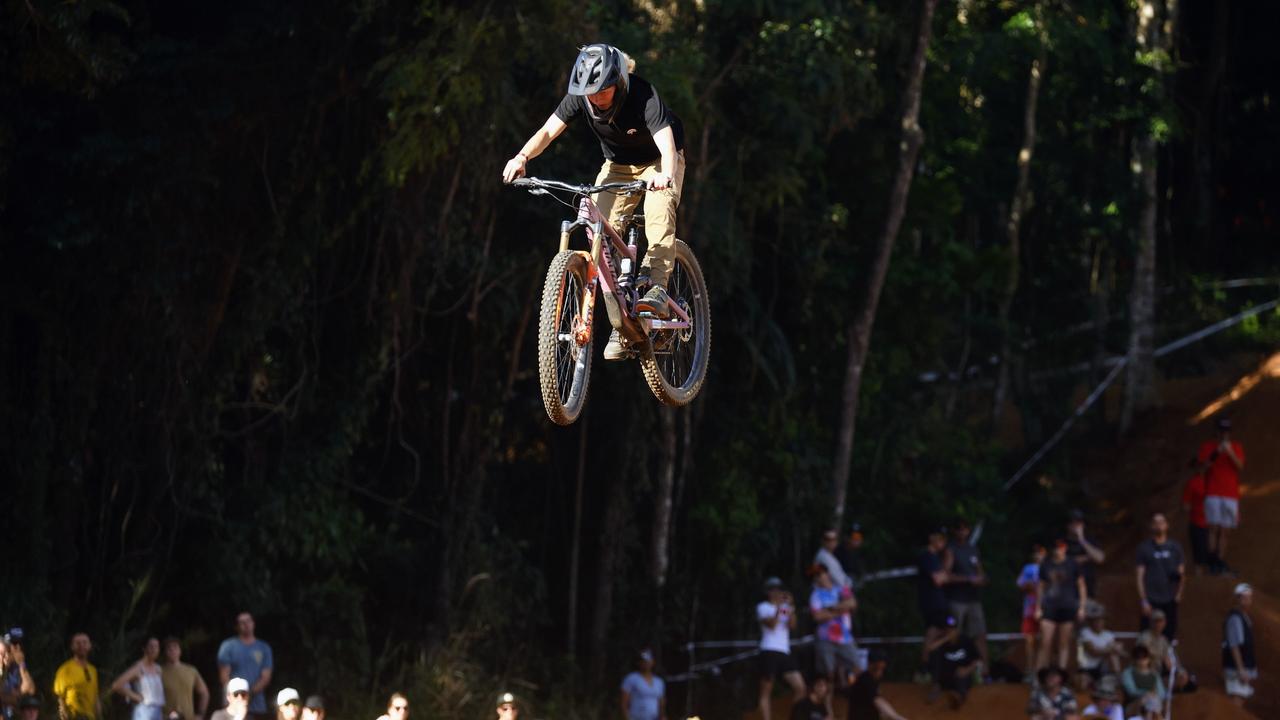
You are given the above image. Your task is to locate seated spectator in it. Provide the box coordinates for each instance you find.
[1080,676,1123,720]
[1076,601,1123,689]
[1017,545,1047,681]
[1120,646,1165,720]
[845,648,907,720]
[209,679,249,720]
[925,618,979,709]
[15,697,38,720]
[789,676,830,720]
[1135,611,1192,692]
[1026,666,1078,720]
[301,698,324,720]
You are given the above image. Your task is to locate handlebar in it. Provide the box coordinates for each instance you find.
[510,177,648,195]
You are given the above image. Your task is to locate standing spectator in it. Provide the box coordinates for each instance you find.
[161,638,209,720]
[15,697,39,720]
[1222,582,1257,707]
[1080,676,1123,720]
[915,527,951,678]
[374,693,408,720]
[924,618,980,710]
[1035,540,1086,672]
[1135,512,1185,640]
[300,698,323,720]
[1136,612,1192,692]
[273,691,299,720]
[53,633,101,720]
[495,693,517,720]
[1180,461,1210,575]
[814,530,851,589]
[208,679,248,720]
[845,648,908,720]
[1026,666,1077,720]
[1120,646,1165,720]
[756,577,804,720]
[1065,510,1106,598]
[1197,416,1245,574]
[1,633,37,720]
[943,520,989,673]
[834,523,867,588]
[1076,601,1123,690]
[217,614,272,720]
[619,648,665,720]
[788,676,829,720]
[808,564,858,690]
[1017,545,1047,680]
[110,638,165,720]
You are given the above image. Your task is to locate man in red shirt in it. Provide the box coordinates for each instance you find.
[1196,417,1245,575]
[1181,464,1210,575]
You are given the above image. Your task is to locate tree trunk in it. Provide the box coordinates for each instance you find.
[590,449,632,680]
[993,35,1047,425]
[831,0,939,527]
[567,410,588,657]
[651,406,677,588]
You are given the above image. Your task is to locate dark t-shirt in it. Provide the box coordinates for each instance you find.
[846,673,880,719]
[554,75,685,164]
[945,540,981,604]
[790,698,827,720]
[1039,557,1082,610]
[1065,535,1099,596]
[931,637,979,685]
[917,549,947,613]
[835,545,867,584]
[1136,538,1185,604]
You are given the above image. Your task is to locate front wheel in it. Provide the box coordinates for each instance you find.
[640,239,711,406]
[537,251,594,425]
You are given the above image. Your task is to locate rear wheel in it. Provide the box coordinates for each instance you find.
[640,240,711,406]
[537,251,594,425]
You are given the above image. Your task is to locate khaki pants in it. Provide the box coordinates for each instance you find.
[592,150,685,287]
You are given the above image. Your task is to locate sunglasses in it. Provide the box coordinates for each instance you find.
[233,692,249,698]
[391,706,408,712]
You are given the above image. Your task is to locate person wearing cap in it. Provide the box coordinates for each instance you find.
[1,635,37,720]
[808,563,858,693]
[834,523,867,589]
[1016,544,1047,680]
[1075,601,1122,690]
[1080,676,1123,720]
[161,638,209,720]
[942,520,989,675]
[1196,416,1245,575]
[216,614,272,720]
[1026,666,1077,720]
[375,692,408,720]
[1135,512,1185,641]
[273,690,299,720]
[300,698,323,720]
[814,529,852,589]
[923,616,979,709]
[53,633,101,720]
[1065,510,1106,598]
[756,577,804,720]
[1120,645,1164,719]
[110,637,166,720]
[495,693,517,720]
[915,527,952,676]
[620,648,665,720]
[208,679,249,720]
[1222,582,1257,707]
[846,648,908,720]
[1035,539,1086,673]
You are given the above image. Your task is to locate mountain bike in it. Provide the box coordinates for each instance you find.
[510,176,711,426]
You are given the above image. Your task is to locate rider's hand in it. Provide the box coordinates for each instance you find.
[502,153,528,184]
[649,173,674,191]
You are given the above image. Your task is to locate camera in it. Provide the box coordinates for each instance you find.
[3,628,23,645]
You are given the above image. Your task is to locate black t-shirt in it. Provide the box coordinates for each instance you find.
[917,549,947,613]
[1039,557,1082,610]
[1066,535,1099,595]
[1136,538,1185,604]
[846,673,880,719]
[931,637,979,684]
[945,540,981,604]
[835,545,867,583]
[554,75,685,164]
[790,698,827,720]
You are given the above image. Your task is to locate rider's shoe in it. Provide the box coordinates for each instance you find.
[603,329,634,361]
[635,285,671,319]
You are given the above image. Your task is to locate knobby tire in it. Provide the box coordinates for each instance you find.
[640,240,711,406]
[537,251,594,425]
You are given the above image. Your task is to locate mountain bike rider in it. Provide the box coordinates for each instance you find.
[501,43,687,360]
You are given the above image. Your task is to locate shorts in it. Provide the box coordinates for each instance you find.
[949,601,987,637]
[1041,605,1078,624]
[1188,524,1210,565]
[1021,615,1038,636]
[1224,668,1257,698]
[922,607,952,630]
[757,650,798,679]
[1204,495,1239,528]
[815,638,858,677]
[133,707,163,720]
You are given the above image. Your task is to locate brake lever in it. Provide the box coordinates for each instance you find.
[529,188,549,196]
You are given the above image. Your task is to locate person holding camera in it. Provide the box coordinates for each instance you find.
[1135,512,1185,641]
[1,631,37,720]
[53,634,101,720]
[756,577,804,720]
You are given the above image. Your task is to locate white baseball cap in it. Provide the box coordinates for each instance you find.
[276,689,300,706]
[1234,582,1253,596]
[227,678,250,695]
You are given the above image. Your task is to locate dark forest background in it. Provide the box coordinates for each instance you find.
[2,1,1279,718]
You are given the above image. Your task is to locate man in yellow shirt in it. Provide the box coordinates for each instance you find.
[53,634,101,720]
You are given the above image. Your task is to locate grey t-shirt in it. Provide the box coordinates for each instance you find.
[1135,539,1185,604]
